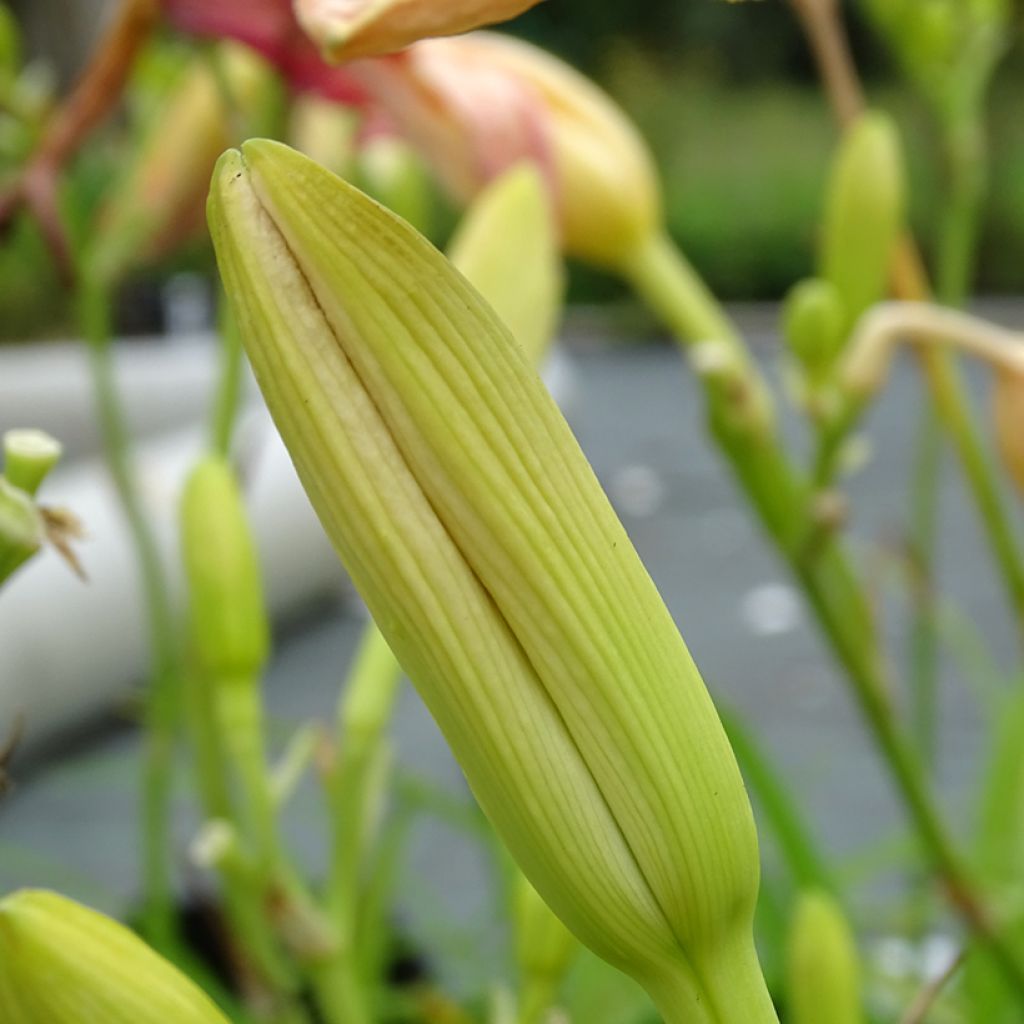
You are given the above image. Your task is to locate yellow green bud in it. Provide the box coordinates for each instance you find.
[447,163,563,366]
[783,278,846,377]
[208,139,775,1023]
[3,429,62,498]
[355,134,435,234]
[786,891,865,1024]
[993,369,1024,496]
[180,455,269,679]
[820,111,905,335]
[0,889,230,1024]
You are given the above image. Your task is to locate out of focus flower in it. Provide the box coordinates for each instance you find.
[349,33,661,269]
[162,0,367,102]
[297,0,544,61]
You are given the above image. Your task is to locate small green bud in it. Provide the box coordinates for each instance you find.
[0,479,43,585]
[786,891,865,1024]
[783,279,847,377]
[3,429,62,497]
[356,134,435,235]
[514,874,578,1024]
[820,111,905,334]
[181,455,269,679]
[209,140,776,1023]
[0,889,230,1023]
[447,163,563,366]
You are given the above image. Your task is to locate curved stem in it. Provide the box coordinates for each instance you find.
[622,230,1024,1005]
[78,280,181,947]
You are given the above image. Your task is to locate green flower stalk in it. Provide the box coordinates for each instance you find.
[209,139,777,1024]
[820,111,905,336]
[786,891,865,1024]
[0,889,230,1024]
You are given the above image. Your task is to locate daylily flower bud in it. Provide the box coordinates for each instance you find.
[355,133,435,233]
[349,33,662,270]
[209,140,775,1023]
[820,111,904,335]
[90,43,273,285]
[297,0,544,62]
[181,455,269,679]
[994,368,1024,495]
[786,891,865,1024]
[783,278,846,379]
[0,889,230,1023]
[0,479,43,585]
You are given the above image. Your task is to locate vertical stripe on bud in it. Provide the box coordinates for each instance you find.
[786,891,865,1024]
[0,890,230,1024]
[993,369,1024,495]
[821,112,905,335]
[209,139,775,1022]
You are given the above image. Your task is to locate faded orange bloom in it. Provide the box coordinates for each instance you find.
[296,0,544,61]
[348,33,661,269]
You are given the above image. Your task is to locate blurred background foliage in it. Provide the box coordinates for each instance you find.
[3,0,1024,338]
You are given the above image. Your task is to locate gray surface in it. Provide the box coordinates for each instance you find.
[1,311,1022,991]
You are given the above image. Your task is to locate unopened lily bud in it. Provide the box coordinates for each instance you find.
[90,43,273,285]
[289,95,359,175]
[447,163,562,365]
[3,429,62,498]
[783,278,846,378]
[297,0,543,62]
[181,455,269,679]
[350,33,662,270]
[209,140,775,1022]
[820,112,904,334]
[787,891,865,1024]
[0,889,230,1023]
[993,368,1024,495]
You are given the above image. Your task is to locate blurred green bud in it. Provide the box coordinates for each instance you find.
[787,891,865,1024]
[0,889,230,1023]
[3,429,62,498]
[356,134,436,235]
[820,111,905,335]
[783,279,847,377]
[181,455,269,680]
[209,140,776,1023]
[448,164,563,366]
[0,479,43,585]
[514,874,579,1024]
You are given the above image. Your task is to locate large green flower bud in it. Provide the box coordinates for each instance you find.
[0,890,230,1023]
[208,139,775,1024]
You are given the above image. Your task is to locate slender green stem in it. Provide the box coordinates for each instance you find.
[77,279,181,947]
[908,407,943,774]
[210,299,245,457]
[721,709,833,891]
[622,229,1024,1004]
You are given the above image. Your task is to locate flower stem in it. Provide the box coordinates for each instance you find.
[77,279,181,948]
[622,229,1024,1005]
